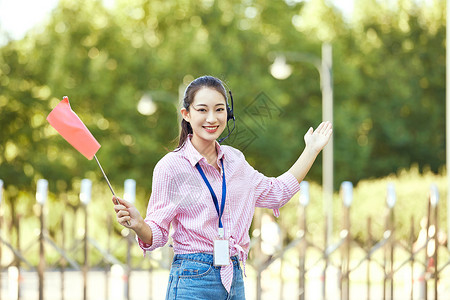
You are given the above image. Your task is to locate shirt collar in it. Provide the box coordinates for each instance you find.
[182,134,225,167]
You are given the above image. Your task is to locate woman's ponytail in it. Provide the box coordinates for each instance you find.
[177,119,193,148]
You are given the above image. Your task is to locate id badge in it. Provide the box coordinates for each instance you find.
[213,239,230,266]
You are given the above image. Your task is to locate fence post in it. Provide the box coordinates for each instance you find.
[254,206,263,300]
[36,179,48,300]
[124,179,136,300]
[0,179,3,300]
[409,216,415,300]
[298,181,309,300]
[340,181,352,300]
[384,183,396,300]
[106,214,112,300]
[429,184,439,300]
[61,194,67,300]
[367,217,372,300]
[15,215,21,300]
[322,214,328,300]
[80,179,92,300]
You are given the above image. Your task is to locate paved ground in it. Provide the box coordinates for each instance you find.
[1,264,449,300]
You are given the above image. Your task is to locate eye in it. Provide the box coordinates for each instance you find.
[217,108,225,112]
[193,107,207,112]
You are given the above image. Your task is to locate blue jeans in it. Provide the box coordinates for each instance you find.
[165,253,245,300]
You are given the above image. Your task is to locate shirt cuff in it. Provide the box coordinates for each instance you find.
[137,221,164,254]
[272,172,301,218]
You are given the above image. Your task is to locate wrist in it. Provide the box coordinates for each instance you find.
[304,144,321,157]
[134,217,146,232]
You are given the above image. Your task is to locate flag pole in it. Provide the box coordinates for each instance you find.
[94,154,131,226]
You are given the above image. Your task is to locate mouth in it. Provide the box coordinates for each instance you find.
[203,125,220,133]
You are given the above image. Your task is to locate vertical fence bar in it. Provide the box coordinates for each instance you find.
[424,195,431,300]
[367,217,372,300]
[322,214,328,300]
[409,216,415,300]
[387,183,396,300]
[0,179,3,300]
[340,181,352,300]
[256,271,262,300]
[60,195,66,300]
[80,179,92,300]
[36,179,48,300]
[383,220,387,298]
[279,233,285,300]
[298,181,309,300]
[148,260,153,300]
[16,215,21,300]
[254,208,263,300]
[429,184,439,300]
[83,201,88,300]
[124,179,136,300]
[106,214,111,300]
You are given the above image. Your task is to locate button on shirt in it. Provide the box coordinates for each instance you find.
[138,136,301,292]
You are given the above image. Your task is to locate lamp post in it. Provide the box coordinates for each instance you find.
[270,43,334,245]
[446,0,450,252]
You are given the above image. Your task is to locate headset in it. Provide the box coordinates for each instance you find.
[218,88,236,144]
[226,90,235,121]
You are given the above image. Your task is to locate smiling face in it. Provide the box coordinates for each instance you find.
[181,87,227,148]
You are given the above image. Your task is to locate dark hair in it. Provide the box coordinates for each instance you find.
[176,76,227,149]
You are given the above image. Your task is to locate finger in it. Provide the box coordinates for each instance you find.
[316,122,328,133]
[315,122,324,131]
[324,122,333,134]
[118,216,131,226]
[112,196,120,205]
[117,210,130,218]
[113,196,133,208]
[318,121,332,134]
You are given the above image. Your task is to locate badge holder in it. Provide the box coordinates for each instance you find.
[213,228,229,266]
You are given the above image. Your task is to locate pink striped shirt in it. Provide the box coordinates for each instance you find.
[138,136,301,292]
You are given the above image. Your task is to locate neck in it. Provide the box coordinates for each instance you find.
[190,135,217,163]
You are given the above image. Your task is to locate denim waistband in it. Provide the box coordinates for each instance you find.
[173,253,240,267]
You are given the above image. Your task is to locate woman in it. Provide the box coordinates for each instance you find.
[113,75,332,299]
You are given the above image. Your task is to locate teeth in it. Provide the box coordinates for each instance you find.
[204,126,218,129]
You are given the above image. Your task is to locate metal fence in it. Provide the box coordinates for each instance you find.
[249,182,449,300]
[0,179,449,300]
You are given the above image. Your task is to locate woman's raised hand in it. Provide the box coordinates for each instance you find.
[303,121,333,154]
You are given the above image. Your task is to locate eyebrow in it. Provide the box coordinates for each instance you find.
[193,103,225,107]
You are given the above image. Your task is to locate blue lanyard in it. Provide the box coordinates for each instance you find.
[195,159,226,232]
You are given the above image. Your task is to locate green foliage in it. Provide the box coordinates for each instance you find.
[0,0,447,263]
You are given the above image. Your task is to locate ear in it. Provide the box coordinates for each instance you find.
[181,107,190,122]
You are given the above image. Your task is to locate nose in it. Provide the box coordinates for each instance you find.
[206,110,217,123]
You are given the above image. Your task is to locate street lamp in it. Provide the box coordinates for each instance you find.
[137,89,181,116]
[270,43,334,245]
[137,94,157,116]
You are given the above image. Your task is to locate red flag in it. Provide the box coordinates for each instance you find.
[47,96,101,160]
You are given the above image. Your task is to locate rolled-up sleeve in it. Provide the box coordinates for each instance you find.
[137,161,178,253]
[250,165,301,217]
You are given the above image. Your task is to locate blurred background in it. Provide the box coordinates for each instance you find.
[0,0,448,299]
